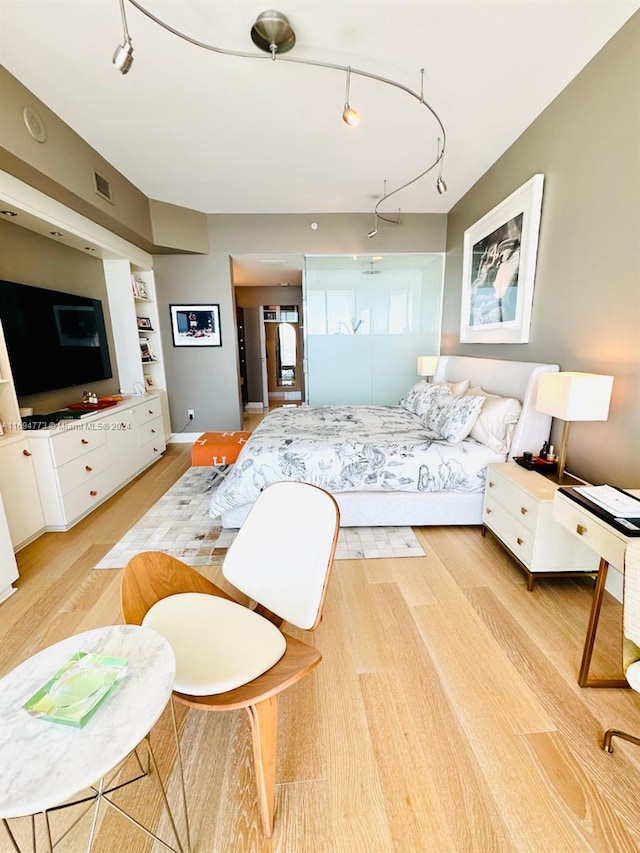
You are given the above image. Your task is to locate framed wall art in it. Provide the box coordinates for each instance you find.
[460,174,544,344]
[170,304,222,347]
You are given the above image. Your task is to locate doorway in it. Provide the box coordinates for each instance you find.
[260,305,303,405]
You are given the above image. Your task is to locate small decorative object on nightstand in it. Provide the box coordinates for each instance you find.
[482,462,600,589]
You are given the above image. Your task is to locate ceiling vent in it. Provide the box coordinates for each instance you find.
[92,170,114,204]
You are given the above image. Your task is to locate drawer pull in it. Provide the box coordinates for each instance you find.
[576,524,587,536]
[516,537,524,546]
[488,481,495,488]
[81,438,89,445]
[85,465,93,472]
[486,507,492,515]
[151,428,156,434]
[520,507,528,515]
[90,490,98,497]
[153,447,159,453]
[148,409,154,415]
[22,448,32,457]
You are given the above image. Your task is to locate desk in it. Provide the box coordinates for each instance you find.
[0,625,189,852]
[553,488,640,687]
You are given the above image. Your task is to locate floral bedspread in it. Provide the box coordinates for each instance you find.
[208,405,504,517]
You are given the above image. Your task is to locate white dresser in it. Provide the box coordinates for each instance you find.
[482,462,600,589]
[28,394,166,530]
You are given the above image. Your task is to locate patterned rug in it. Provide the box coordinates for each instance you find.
[94,467,425,569]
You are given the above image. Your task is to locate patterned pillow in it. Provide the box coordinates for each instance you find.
[432,379,470,396]
[399,381,428,413]
[400,381,449,415]
[420,392,485,444]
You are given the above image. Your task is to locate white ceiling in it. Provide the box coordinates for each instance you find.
[1,0,638,222]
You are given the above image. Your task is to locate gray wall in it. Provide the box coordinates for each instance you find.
[0,220,121,413]
[153,250,243,433]
[441,13,640,488]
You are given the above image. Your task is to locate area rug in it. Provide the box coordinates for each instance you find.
[94,467,425,569]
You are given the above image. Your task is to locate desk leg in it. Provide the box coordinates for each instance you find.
[578,557,628,688]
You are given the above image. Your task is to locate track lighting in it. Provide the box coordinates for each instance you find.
[113,0,134,74]
[342,67,360,127]
[116,3,448,232]
[367,213,379,239]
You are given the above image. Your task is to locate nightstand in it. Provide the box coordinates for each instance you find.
[482,462,600,589]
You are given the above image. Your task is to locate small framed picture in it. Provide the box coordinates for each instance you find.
[135,279,148,299]
[139,337,156,362]
[144,374,157,390]
[170,304,222,347]
[137,316,153,331]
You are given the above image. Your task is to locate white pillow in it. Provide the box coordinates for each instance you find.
[432,379,470,396]
[421,392,485,444]
[466,386,522,453]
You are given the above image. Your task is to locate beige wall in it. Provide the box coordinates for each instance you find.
[441,13,640,487]
[209,212,447,255]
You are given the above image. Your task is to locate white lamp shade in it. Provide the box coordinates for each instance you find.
[417,356,439,377]
[536,372,613,421]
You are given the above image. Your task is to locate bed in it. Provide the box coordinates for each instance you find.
[210,356,559,528]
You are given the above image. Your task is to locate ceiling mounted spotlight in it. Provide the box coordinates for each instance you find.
[435,136,447,195]
[250,9,296,57]
[113,0,134,73]
[367,213,379,239]
[116,4,447,232]
[342,67,360,127]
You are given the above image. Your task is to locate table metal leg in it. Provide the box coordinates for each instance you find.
[578,557,628,688]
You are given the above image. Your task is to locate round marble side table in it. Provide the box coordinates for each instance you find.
[0,624,190,852]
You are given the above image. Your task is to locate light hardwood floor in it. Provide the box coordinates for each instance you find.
[1,442,639,852]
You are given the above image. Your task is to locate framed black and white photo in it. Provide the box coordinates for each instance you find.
[170,304,222,347]
[136,316,153,331]
[460,174,544,344]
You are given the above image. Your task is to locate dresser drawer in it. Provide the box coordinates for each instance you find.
[484,495,534,566]
[553,495,627,570]
[133,399,162,428]
[56,446,109,496]
[137,415,164,448]
[60,470,112,525]
[485,469,540,533]
[50,427,107,468]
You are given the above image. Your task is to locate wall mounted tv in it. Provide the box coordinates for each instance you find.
[0,279,113,397]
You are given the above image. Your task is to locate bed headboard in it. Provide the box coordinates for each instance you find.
[434,355,559,459]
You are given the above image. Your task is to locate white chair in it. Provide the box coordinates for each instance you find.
[121,481,340,836]
[602,541,640,753]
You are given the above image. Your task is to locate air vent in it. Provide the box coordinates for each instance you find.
[92,170,114,204]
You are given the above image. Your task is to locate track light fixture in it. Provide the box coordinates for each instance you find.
[113,0,134,74]
[115,3,448,230]
[435,137,447,195]
[342,67,360,127]
[367,213,379,239]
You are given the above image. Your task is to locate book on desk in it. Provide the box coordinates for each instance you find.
[558,485,640,537]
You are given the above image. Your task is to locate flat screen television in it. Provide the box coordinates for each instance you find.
[0,279,113,396]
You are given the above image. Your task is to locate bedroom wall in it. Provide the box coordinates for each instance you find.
[152,249,243,435]
[440,12,640,489]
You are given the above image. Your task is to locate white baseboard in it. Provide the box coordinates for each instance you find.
[245,402,264,411]
[168,432,201,443]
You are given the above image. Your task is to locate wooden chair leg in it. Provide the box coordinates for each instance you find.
[246,696,278,837]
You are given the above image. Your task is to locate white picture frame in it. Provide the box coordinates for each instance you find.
[460,174,544,344]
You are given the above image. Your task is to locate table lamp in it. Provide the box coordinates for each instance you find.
[535,372,614,478]
[417,356,439,382]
